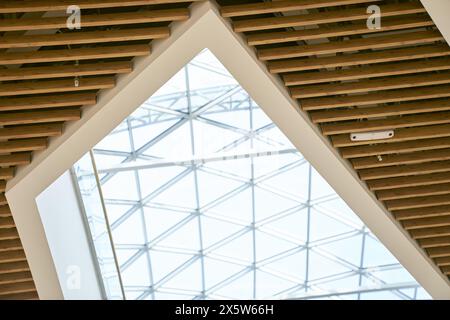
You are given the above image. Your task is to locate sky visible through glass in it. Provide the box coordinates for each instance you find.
[73,49,430,300]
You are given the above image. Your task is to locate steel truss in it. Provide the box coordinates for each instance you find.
[74,50,427,301]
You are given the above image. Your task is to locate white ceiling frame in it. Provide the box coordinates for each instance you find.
[6,1,450,299]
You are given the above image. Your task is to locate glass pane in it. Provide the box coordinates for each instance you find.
[73,49,430,300]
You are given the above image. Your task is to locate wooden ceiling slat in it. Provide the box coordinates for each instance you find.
[0,169,14,181]
[0,261,30,274]
[441,266,450,275]
[0,281,36,297]
[301,84,450,111]
[268,44,450,73]
[0,27,170,49]
[435,256,450,266]
[248,16,433,46]
[0,0,199,13]
[310,99,450,123]
[259,31,442,61]
[352,149,450,170]
[0,229,18,241]
[0,217,15,229]
[0,44,150,65]
[334,124,450,148]
[0,153,31,168]
[0,124,63,140]
[341,137,450,159]
[0,77,115,97]
[419,237,450,249]
[368,173,450,192]
[0,206,11,218]
[0,109,80,126]
[233,2,425,32]
[410,226,450,239]
[284,56,450,86]
[0,240,22,252]
[377,183,450,201]
[0,93,96,112]
[221,0,381,18]
[0,182,5,194]
[0,138,48,154]
[403,216,450,230]
[387,195,450,211]
[0,290,38,300]
[322,112,450,136]
[292,71,450,99]
[428,246,450,258]
[0,8,189,32]
[0,195,6,206]
[0,61,132,82]
[359,160,450,180]
[0,250,26,264]
[0,272,32,286]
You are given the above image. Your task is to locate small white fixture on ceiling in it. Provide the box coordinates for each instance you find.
[350,130,395,142]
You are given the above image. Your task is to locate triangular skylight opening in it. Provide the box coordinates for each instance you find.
[73,49,430,300]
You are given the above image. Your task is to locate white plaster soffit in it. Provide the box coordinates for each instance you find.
[6,1,450,299]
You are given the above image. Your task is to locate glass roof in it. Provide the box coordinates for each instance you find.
[73,49,430,300]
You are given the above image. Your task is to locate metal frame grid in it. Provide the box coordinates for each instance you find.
[73,49,429,300]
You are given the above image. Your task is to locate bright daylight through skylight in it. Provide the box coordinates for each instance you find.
[73,49,430,300]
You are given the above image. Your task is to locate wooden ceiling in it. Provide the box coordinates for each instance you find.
[1,0,450,299]
[217,0,450,282]
[0,0,201,300]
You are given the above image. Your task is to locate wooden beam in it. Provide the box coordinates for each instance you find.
[352,149,450,170]
[0,27,170,49]
[302,84,450,111]
[258,31,442,61]
[0,281,36,296]
[341,137,450,159]
[359,160,450,180]
[368,173,450,192]
[0,138,48,154]
[0,229,18,241]
[0,93,96,112]
[0,0,199,13]
[0,109,80,126]
[234,2,425,32]
[419,237,450,249]
[403,216,450,231]
[0,290,38,300]
[377,183,450,201]
[0,272,32,286]
[0,250,26,264]
[0,194,6,206]
[291,72,450,99]
[248,15,433,46]
[310,99,450,123]
[0,217,15,229]
[0,61,132,82]
[0,261,29,274]
[268,45,450,73]
[221,0,381,17]
[0,77,114,97]
[0,124,63,140]
[0,44,150,65]
[0,8,189,32]
[428,246,450,258]
[0,240,22,252]
[323,112,450,136]
[0,182,5,193]
[435,256,450,266]
[0,168,14,181]
[284,56,450,86]
[387,195,450,211]
[411,226,450,239]
[334,124,450,147]
[0,206,11,218]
